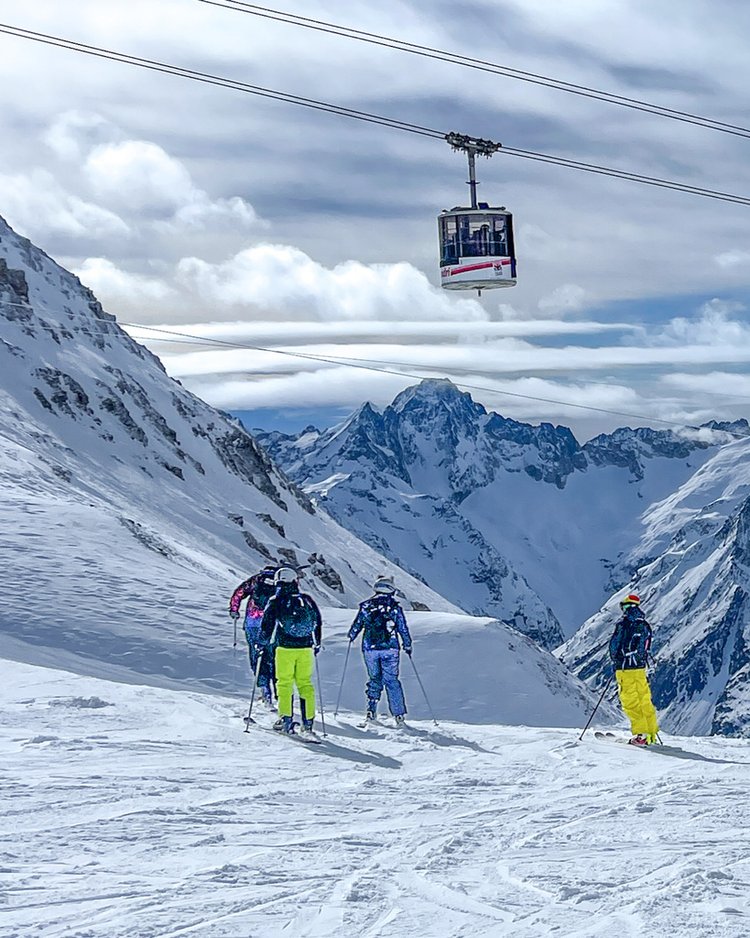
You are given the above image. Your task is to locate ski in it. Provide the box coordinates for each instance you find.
[594,731,660,750]
[243,716,323,745]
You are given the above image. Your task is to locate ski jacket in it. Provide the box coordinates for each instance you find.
[609,606,652,671]
[348,594,412,652]
[229,569,277,623]
[260,585,322,649]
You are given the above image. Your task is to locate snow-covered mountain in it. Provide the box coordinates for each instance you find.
[0,215,455,689]
[0,215,607,726]
[258,379,742,645]
[561,435,750,737]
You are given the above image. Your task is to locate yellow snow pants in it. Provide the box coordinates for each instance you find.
[275,647,315,721]
[616,668,659,737]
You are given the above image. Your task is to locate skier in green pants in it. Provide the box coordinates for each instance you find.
[259,567,322,740]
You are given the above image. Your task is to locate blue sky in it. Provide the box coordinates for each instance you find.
[1,0,750,437]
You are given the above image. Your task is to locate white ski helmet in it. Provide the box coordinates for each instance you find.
[373,577,396,594]
[274,566,298,584]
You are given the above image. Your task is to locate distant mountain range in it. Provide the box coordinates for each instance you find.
[258,380,750,735]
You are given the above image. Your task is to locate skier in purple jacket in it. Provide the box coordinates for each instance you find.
[347,577,412,726]
[229,565,278,706]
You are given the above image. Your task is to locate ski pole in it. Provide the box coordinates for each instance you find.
[333,640,352,717]
[315,652,327,738]
[578,672,614,741]
[243,645,266,731]
[408,655,439,725]
[315,655,328,736]
[231,617,240,693]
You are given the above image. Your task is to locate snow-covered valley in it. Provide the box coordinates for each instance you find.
[4,656,750,938]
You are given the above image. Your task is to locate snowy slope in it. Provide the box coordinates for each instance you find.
[0,215,609,726]
[0,215,455,693]
[561,435,750,737]
[258,379,739,641]
[4,656,750,938]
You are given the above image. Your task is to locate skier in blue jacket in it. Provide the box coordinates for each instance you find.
[347,577,412,726]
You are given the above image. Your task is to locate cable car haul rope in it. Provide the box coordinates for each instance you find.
[2,17,750,297]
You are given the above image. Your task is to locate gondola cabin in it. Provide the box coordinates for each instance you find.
[439,205,517,292]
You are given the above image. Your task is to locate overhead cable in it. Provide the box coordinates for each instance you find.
[1,298,747,435]
[198,0,750,141]
[120,320,750,435]
[2,23,750,206]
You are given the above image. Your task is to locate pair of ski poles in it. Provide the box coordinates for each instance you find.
[240,623,328,737]
[333,640,439,725]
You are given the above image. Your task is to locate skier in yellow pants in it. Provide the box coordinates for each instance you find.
[609,594,659,746]
[260,566,322,740]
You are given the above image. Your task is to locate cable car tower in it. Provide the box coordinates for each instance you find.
[438,132,517,293]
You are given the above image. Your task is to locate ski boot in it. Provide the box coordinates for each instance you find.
[394,715,406,728]
[299,718,320,742]
[365,705,378,722]
[628,734,649,747]
[258,687,275,709]
[273,716,295,734]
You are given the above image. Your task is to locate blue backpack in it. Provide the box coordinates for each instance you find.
[364,596,399,648]
[278,594,318,638]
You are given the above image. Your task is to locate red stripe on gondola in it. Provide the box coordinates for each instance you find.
[447,259,511,275]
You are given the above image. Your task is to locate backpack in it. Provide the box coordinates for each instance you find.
[251,575,276,611]
[277,593,318,638]
[365,596,399,648]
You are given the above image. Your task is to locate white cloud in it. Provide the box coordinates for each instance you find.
[44,110,118,162]
[662,371,750,398]
[537,284,587,316]
[715,249,750,269]
[0,169,130,240]
[168,195,264,232]
[84,140,201,215]
[176,245,489,321]
[75,258,177,311]
[82,139,262,229]
[657,299,749,346]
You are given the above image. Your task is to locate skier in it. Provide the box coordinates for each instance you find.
[347,577,412,726]
[259,567,322,739]
[229,565,278,707]
[609,593,660,746]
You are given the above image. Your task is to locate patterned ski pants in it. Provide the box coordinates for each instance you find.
[364,648,406,717]
[244,623,274,693]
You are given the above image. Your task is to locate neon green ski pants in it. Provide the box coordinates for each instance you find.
[275,646,316,721]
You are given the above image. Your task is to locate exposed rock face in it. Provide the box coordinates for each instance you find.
[259,379,746,655]
[560,439,750,736]
[0,214,457,695]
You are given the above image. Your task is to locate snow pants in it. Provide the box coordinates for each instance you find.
[244,623,274,694]
[364,648,406,717]
[275,647,316,721]
[616,668,659,737]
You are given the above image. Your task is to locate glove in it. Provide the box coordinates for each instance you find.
[229,611,239,621]
[404,647,412,657]
[314,645,321,656]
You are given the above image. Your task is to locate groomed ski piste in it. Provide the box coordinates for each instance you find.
[4,646,750,938]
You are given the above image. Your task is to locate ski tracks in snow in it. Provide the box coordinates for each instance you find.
[3,661,750,937]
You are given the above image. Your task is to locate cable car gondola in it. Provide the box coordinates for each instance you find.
[438,133,517,293]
